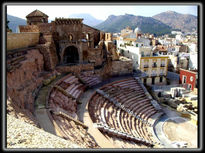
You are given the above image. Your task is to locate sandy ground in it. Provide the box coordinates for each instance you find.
[6,114,82,149]
[163,119,197,148]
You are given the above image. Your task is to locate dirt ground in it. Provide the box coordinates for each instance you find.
[163,118,197,148]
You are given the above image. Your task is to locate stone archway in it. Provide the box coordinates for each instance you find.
[62,45,79,65]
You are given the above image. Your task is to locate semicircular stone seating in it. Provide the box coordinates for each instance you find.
[49,111,99,148]
[77,71,102,87]
[47,73,99,148]
[48,73,86,118]
[88,77,163,147]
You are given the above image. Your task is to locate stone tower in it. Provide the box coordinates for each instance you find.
[26,9,49,25]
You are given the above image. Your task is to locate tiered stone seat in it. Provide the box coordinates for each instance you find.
[57,74,86,99]
[78,71,102,87]
[98,78,161,125]
[49,88,77,118]
[47,74,86,119]
[50,111,99,148]
[89,93,156,146]
[88,77,164,147]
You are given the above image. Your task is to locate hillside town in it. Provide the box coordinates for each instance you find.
[6,8,198,150]
[113,26,198,123]
[114,26,198,86]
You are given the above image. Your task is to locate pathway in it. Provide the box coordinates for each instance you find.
[153,105,189,148]
[76,74,134,148]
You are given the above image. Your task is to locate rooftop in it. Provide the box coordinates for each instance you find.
[26,9,49,18]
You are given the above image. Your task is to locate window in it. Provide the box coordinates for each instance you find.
[188,84,192,90]
[42,17,46,23]
[182,75,187,84]
[144,78,147,84]
[144,61,148,68]
[160,76,163,82]
[190,76,194,82]
[153,62,157,67]
[68,34,73,41]
[152,77,155,84]
[160,69,164,75]
[86,33,90,40]
[161,60,165,67]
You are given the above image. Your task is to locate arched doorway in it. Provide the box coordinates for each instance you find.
[63,46,79,65]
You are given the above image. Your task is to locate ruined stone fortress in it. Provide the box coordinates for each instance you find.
[7,10,165,148]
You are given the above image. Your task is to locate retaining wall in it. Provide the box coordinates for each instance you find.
[7,32,40,51]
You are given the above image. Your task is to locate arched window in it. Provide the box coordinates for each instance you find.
[68,34,73,41]
[86,33,90,40]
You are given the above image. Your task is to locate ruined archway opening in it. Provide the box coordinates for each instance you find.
[63,46,79,65]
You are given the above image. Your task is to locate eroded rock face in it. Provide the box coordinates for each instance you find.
[7,49,44,118]
[38,42,59,71]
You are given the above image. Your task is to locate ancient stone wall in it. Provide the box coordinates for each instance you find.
[19,25,39,32]
[7,49,48,126]
[7,49,44,111]
[104,41,119,60]
[110,59,133,76]
[37,33,59,70]
[38,23,55,34]
[37,42,59,71]
[87,48,104,66]
[82,24,101,47]
[104,33,112,41]
[55,24,82,41]
[7,32,40,51]
[94,57,133,79]
[27,16,48,25]
[55,63,94,75]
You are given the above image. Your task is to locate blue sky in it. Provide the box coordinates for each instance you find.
[7,5,198,21]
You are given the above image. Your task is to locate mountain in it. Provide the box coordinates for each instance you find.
[152,11,197,32]
[68,13,103,26]
[7,15,27,33]
[94,14,172,36]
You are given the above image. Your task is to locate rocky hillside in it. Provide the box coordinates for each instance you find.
[69,13,103,26]
[152,11,197,32]
[94,14,172,36]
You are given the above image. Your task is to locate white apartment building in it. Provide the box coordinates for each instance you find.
[189,51,198,70]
